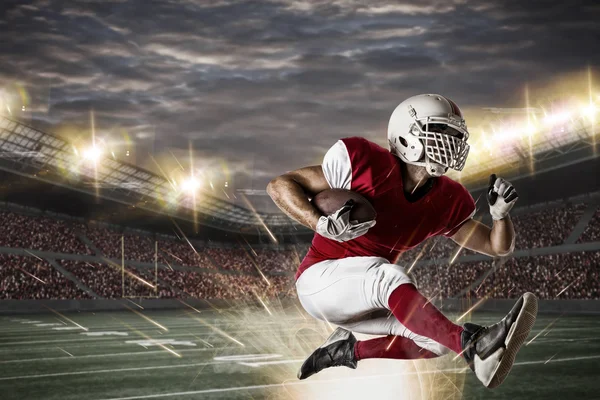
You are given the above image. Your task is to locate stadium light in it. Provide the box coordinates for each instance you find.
[180,176,201,193]
[82,145,102,163]
[543,110,572,126]
[581,103,598,119]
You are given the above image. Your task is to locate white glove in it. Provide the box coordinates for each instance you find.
[315,200,376,242]
[487,174,518,220]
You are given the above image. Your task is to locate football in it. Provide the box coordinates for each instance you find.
[311,189,377,223]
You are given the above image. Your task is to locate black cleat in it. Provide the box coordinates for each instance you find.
[461,292,538,388]
[297,327,357,380]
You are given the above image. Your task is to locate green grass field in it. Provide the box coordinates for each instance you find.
[1,305,599,400]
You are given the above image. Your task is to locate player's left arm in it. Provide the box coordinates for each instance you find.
[450,175,517,257]
[450,218,515,257]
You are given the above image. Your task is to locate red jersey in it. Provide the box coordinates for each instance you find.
[296,137,475,280]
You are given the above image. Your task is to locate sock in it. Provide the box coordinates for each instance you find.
[388,284,463,354]
[355,335,440,361]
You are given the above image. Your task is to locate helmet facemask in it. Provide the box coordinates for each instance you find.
[418,119,470,172]
[392,115,470,176]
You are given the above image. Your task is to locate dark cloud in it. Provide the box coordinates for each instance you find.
[0,0,599,209]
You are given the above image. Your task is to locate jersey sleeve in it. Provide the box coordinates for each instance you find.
[442,185,476,237]
[322,140,352,190]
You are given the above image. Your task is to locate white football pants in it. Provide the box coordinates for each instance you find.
[295,256,450,356]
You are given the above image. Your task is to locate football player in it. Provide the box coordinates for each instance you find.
[267,94,537,389]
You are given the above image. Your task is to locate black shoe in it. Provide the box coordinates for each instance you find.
[461,292,538,388]
[297,327,357,380]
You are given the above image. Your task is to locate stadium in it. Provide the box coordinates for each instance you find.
[1,1,600,399]
[1,97,599,398]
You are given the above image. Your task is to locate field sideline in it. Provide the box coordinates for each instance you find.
[1,307,599,399]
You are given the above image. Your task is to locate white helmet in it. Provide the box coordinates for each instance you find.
[387,94,470,177]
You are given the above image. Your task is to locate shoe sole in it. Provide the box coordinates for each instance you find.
[488,292,538,388]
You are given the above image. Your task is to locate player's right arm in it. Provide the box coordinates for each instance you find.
[268,140,374,240]
[266,165,329,230]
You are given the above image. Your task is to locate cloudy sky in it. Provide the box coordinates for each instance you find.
[1,0,599,210]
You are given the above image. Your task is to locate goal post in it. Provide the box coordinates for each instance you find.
[122,237,160,299]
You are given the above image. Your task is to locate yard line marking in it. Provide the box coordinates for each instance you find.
[2,353,599,383]
[56,347,74,357]
[238,358,304,368]
[42,306,88,331]
[0,361,222,381]
[92,354,600,400]
[213,354,281,362]
[81,332,129,337]
[0,347,231,364]
[0,318,305,334]
[0,326,319,346]
[126,339,196,348]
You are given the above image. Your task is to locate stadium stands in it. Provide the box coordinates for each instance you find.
[0,200,598,301]
[158,269,224,299]
[252,248,302,273]
[0,211,91,255]
[60,260,174,299]
[205,248,255,272]
[466,252,600,300]
[159,239,214,269]
[84,226,164,263]
[579,207,600,243]
[512,203,587,248]
[0,254,89,299]
[411,261,492,299]
[157,269,294,299]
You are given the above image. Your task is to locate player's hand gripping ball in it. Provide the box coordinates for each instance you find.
[487,174,518,220]
[312,189,377,242]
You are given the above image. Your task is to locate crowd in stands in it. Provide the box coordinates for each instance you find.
[158,269,223,299]
[469,251,599,300]
[60,260,175,299]
[159,240,214,269]
[399,237,461,264]
[213,273,294,299]
[0,211,91,255]
[205,248,255,273]
[0,204,598,301]
[252,248,300,273]
[84,226,164,263]
[579,207,600,243]
[158,269,294,299]
[0,254,88,299]
[512,203,587,249]
[410,261,492,299]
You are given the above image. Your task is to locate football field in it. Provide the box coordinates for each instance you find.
[1,305,599,400]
